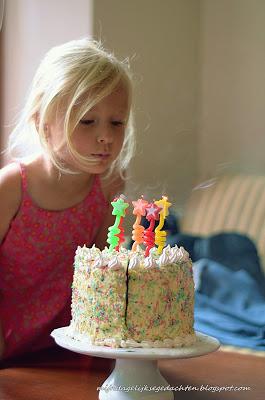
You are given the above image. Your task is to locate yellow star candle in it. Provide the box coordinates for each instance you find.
[154,196,172,254]
[131,197,148,251]
[107,195,129,251]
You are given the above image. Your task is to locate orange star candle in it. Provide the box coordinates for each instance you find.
[131,197,148,251]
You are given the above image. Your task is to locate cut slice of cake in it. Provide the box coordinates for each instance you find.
[126,247,195,347]
[71,245,100,335]
[89,255,128,347]
[70,247,130,347]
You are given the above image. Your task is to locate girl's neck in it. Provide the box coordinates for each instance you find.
[22,154,95,211]
[40,154,93,191]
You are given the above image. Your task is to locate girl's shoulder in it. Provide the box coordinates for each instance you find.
[0,162,21,201]
[0,163,22,243]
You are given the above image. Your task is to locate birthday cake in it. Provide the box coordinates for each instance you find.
[69,197,196,348]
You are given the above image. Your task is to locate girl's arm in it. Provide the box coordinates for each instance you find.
[94,174,125,250]
[0,163,21,244]
[0,163,21,359]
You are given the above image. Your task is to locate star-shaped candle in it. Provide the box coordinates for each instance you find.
[107,195,129,251]
[145,203,162,220]
[143,202,161,256]
[154,196,172,254]
[131,197,148,251]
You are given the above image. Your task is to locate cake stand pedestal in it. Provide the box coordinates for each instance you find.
[51,327,220,400]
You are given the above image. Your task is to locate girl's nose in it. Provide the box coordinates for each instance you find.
[97,127,113,144]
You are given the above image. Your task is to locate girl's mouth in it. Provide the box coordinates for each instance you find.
[91,153,111,160]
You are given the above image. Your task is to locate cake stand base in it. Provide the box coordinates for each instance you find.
[99,359,173,400]
[51,327,220,400]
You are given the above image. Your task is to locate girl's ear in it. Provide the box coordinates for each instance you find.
[33,112,49,138]
[33,112,40,132]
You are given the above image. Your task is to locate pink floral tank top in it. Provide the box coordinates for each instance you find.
[0,163,109,359]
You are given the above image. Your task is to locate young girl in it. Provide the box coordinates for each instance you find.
[0,38,135,360]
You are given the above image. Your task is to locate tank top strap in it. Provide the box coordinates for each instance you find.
[88,174,109,207]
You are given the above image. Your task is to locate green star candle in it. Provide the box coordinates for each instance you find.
[107,195,129,251]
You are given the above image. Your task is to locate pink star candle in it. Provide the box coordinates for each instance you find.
[131,197,148,251]
[143,202,162,256]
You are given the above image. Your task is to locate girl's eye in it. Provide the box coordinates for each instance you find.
[112,121,124,126]
[80,119,94,125]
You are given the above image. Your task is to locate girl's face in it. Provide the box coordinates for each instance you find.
[48,83,129,174]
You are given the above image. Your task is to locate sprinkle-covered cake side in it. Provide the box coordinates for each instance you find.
[126,246,196,347]
[166,262,195,343]
[70,245,99,336]
[88,249,129,347]
[126,266,169,342]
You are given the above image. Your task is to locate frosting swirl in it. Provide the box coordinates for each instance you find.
[129,255,141,269]
[157,247,171,267]
[108,256,122,270]
[93,254,106,269]
[144,253,157,268]
[177,246,190,262]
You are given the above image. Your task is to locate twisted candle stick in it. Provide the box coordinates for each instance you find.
[117,216,125,248]
[143,202,161,256]
[131,197,148,252]
[154,228,167,254]
[144,219,155,257]
[107,219,121,250]
[132,215,145,251]
[154,196,172,254]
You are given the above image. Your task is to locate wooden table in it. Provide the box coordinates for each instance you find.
[0,346,264,400]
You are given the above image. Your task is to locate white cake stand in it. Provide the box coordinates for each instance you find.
[51,327,220,400]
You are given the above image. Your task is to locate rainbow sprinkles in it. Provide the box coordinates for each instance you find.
[69,195,196,348]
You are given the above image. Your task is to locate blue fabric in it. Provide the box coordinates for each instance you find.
[168,232,265,350]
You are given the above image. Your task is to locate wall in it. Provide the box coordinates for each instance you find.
[198,0,265,180]
[1,0,93,164]
[93,0,200,210]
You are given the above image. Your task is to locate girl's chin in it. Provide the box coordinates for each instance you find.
[57,152,113,174]
[75,162,112,175]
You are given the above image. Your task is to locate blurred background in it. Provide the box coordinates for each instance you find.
[0,0,265,213]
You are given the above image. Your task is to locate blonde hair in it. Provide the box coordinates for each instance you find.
[8,38,135,179]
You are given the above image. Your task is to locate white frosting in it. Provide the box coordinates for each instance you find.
[163,244,172,255]
[144,253,158,268]
[75,244,190,272]
[154,245,191,267]
[67,326,197,348]
[177,246,190,262]
[74,246,98,271]
[74,246,130,270]
[169,245,179,263]
[93,254,106,269]
[128,254,141,269]
[108,256,122,270]
[157,248,171,267]
[75,245,101,260]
